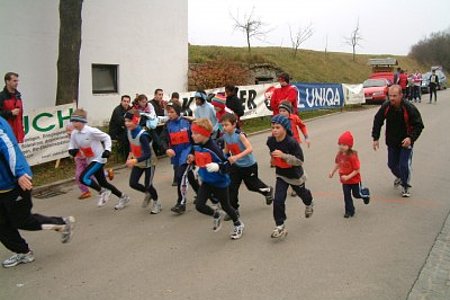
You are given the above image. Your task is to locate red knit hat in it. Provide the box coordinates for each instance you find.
[338,131,354,147]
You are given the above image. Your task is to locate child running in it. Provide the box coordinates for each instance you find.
[189,118,244,240]
[221,113,273,219]
[68,108,130,210]
[124,110,160,213]
[66,124,114,200]
[329,131,370,218]
[266,114,314,238]
[160,100,195,214]
[278,101,311,197]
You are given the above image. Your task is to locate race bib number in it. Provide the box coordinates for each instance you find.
[170,131,189,146]
[194,151,212,167]
[226,143,241,155]
[80,147,94,158]
[130,144,142,158]
[272,156,291,169]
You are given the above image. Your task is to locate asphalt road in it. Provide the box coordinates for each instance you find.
[1,90,449,300]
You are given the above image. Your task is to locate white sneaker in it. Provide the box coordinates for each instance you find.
[271,224,288,238]
[150,200,162,214]
[2,251,35,268]
[305,201,314,218]
[230,222,245,240]
[213,211,225,232]
[114,194,130,210]
[142,193,151,208]
[61,216,76,243]
[97,189,111,207]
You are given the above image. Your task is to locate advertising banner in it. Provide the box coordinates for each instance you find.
[294,83,344,111]
[20,104,75,166]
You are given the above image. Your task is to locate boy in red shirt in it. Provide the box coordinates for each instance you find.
[329,131,370,218]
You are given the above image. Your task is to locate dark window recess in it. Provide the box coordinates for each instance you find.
[92,64,118,94]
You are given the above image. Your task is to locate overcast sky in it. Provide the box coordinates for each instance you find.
[188,0,450,55]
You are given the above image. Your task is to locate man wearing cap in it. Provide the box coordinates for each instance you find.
[0,72,25,143]
[270,72,299,116]
[193,90,217,132]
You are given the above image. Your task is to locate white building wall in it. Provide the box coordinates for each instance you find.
[0,0,188,125]
[79,0,188,125]
[0,0,59,111]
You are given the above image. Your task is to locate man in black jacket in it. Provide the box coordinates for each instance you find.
[108,95,131,158]
[372,85,424,197]
[225,85,244,118]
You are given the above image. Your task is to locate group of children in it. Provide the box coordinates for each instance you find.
[66,93,371,240]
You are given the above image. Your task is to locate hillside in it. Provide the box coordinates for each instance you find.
[189,45,426,84]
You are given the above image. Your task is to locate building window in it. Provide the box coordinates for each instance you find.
[92,64,118,94]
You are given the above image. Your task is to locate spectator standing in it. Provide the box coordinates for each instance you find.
[270,72,298,116]
[224,85,244,119]
[0,72,25,143]
[412,70,422,103]
[428,70,440,104]
[108,95,132,159]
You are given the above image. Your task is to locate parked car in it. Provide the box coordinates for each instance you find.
[369,72,394,85]
[421,70,447,93]
[363,78,390,104]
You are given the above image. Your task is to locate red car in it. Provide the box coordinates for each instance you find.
[369,72,394,85]
[363,78,389,104]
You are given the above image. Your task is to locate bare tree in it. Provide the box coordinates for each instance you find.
[231,8,270,53]
[56,0,83,105]
[344,19,363,62]
[288,23,313,57]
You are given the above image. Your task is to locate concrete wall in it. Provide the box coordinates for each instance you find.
[0,0,188,125]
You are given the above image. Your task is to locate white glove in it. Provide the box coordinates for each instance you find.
[206,162,220,172]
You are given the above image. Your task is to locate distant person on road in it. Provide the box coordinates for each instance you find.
[266,114,314,239]
[329,131,370,218]
[0,116,75,268]
[109,95,132,159]
[371,85,424,197]
[428,70,440,104]
[412,70,422,103]
[270,72,298,116]
[393,67,401,85]
[0,72,25,143]
[398,70,408,98]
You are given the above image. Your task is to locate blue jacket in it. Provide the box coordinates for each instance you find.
[0,116,32,191]
[193,138,230,188]
[161,117,192,167]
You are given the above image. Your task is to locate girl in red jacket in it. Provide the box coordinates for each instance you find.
[329,131,370,218]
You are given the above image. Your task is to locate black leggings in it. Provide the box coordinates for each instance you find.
[429,85,437,102]
[0,188,65,253]
[229,163,269,210]
[129,166,158,200]
[195,183,240,225]
[80,161,122,197]
[273,177,313,226]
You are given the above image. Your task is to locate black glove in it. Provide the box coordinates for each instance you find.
[101,150,111,158]
[68,149,79,157]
